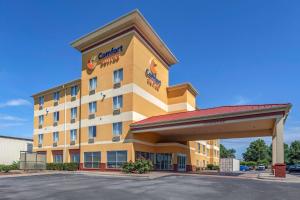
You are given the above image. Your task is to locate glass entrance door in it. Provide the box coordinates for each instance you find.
[177,154,186,172]
[156,153,172,170]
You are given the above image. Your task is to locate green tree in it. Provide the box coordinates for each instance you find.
[268,143,289,163]
[288,140,300,164]
[242,139,270,162]
[220,144,236,158]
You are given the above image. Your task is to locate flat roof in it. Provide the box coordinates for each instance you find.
[71,9,178,66]
[31,78,81,97]
[0,135,33,142]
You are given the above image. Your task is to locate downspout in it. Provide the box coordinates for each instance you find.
[64,85,67,162]
[79,83,82,168]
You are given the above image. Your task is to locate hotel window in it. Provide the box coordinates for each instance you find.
[53,111,59,122]
[38,96,44,106]
[89,77,97,91]
[197,143,200,153]
[107,151,127,168]
[88,126,96,139]
[53,91,60,102]
[203,145,206,154]
[53,132,59,143]
[38,115,44,125]
[71,85,78,97]
[70,153,80,163]
[38,134,43,144]
[70,129,77,142]
[89,102,97,114]
[71,107,77,119]
[135,151,155,164]
[84,152,101,168]
[113,122,122,136]
[113,95,123,110]
[53,154,63,163]
[113,68,123,83]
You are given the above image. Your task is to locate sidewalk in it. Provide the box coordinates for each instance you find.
[257,172,300,183]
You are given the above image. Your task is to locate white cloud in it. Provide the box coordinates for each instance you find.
[0,99,31,108]
[0,114,27,122]
[233,95,251,105]
[0,122,24,129]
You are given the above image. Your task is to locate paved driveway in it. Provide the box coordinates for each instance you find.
[0,174,299,200]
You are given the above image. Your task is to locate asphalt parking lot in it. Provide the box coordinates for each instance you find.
[0,174,299,200]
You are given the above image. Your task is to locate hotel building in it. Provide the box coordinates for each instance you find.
[32,10,291,176]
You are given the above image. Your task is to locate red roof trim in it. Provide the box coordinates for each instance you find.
[131,103,291,130]
[131,111,285,132]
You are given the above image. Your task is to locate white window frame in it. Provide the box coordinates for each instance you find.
[38,115,44,125]
[70,129,77,141]
[38,134,43,144]
[53,111,59,122]
[89,102,97,114]
[71,85,78,97]
[71,107,77,119]
[53,91,60,102]
[38,96,44,106]
[113,122,122,136]
[89,77,97,91]
[113,68,123,83]
[113,95,123,110]
[88,126,96,139]
[53,132,59,143]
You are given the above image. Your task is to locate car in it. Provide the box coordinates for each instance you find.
[240,165,250,171]
[256,164,266,171]
[288,164,300,173]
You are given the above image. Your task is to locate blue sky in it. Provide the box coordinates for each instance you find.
[0,0,299,158]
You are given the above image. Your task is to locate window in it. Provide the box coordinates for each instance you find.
[53,132,59,143]
[197,143,200,153]
[107,151,127,168]
[135,151,155,164]
[203,145,206,154]
[71,85,78,97]
[53,154,63,163]
[38,115,44,125]
[70,129,77,141]
[38,96,44,106]
[27,143,33,152]
[113,122,122,136]
[70,153,80,163]
[53,91,60,102]
[88,126,96,138]
[53,111,59,122]
[84,152,101,168]
[89,101,97,113]
[113,95,123,110]
[89,77,97,91]
[113,68,123,83]
[71,107,77,119]
[38,134,43,144]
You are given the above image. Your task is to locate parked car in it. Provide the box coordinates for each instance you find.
[256,164,266,171]
[240,165,250,171]
[288,164,300,173]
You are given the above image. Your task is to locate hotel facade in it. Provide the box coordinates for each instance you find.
[32,10,291,175]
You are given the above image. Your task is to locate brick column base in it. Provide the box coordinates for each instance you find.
[274,163,286,178]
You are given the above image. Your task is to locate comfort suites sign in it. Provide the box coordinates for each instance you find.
[145,58,161,91]
[87,45,123,70]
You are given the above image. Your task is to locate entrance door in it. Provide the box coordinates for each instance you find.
[177,154,186,172]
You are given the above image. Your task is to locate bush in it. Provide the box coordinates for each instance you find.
[63,163,79,171]
[122,159,153,174]
[10,161,19,170]
[1,165,11,173]
[241,161,257,167]
[257,159,269,168]
[206,164,219,170]
[46,163,79,171]
[206,164,214,170]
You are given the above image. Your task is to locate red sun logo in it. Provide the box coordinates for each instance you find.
[87,56,97,70]
[149,58,158,76]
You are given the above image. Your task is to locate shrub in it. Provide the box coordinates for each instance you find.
[10,161,19,170]
[122,161,135,173]
[206,164,214,170]
[46,163,79,171]
[1,165,11,173]
[257,159,269,168]
[122,159,153,174]
[212,165,220,170]
[63,163,79,171]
